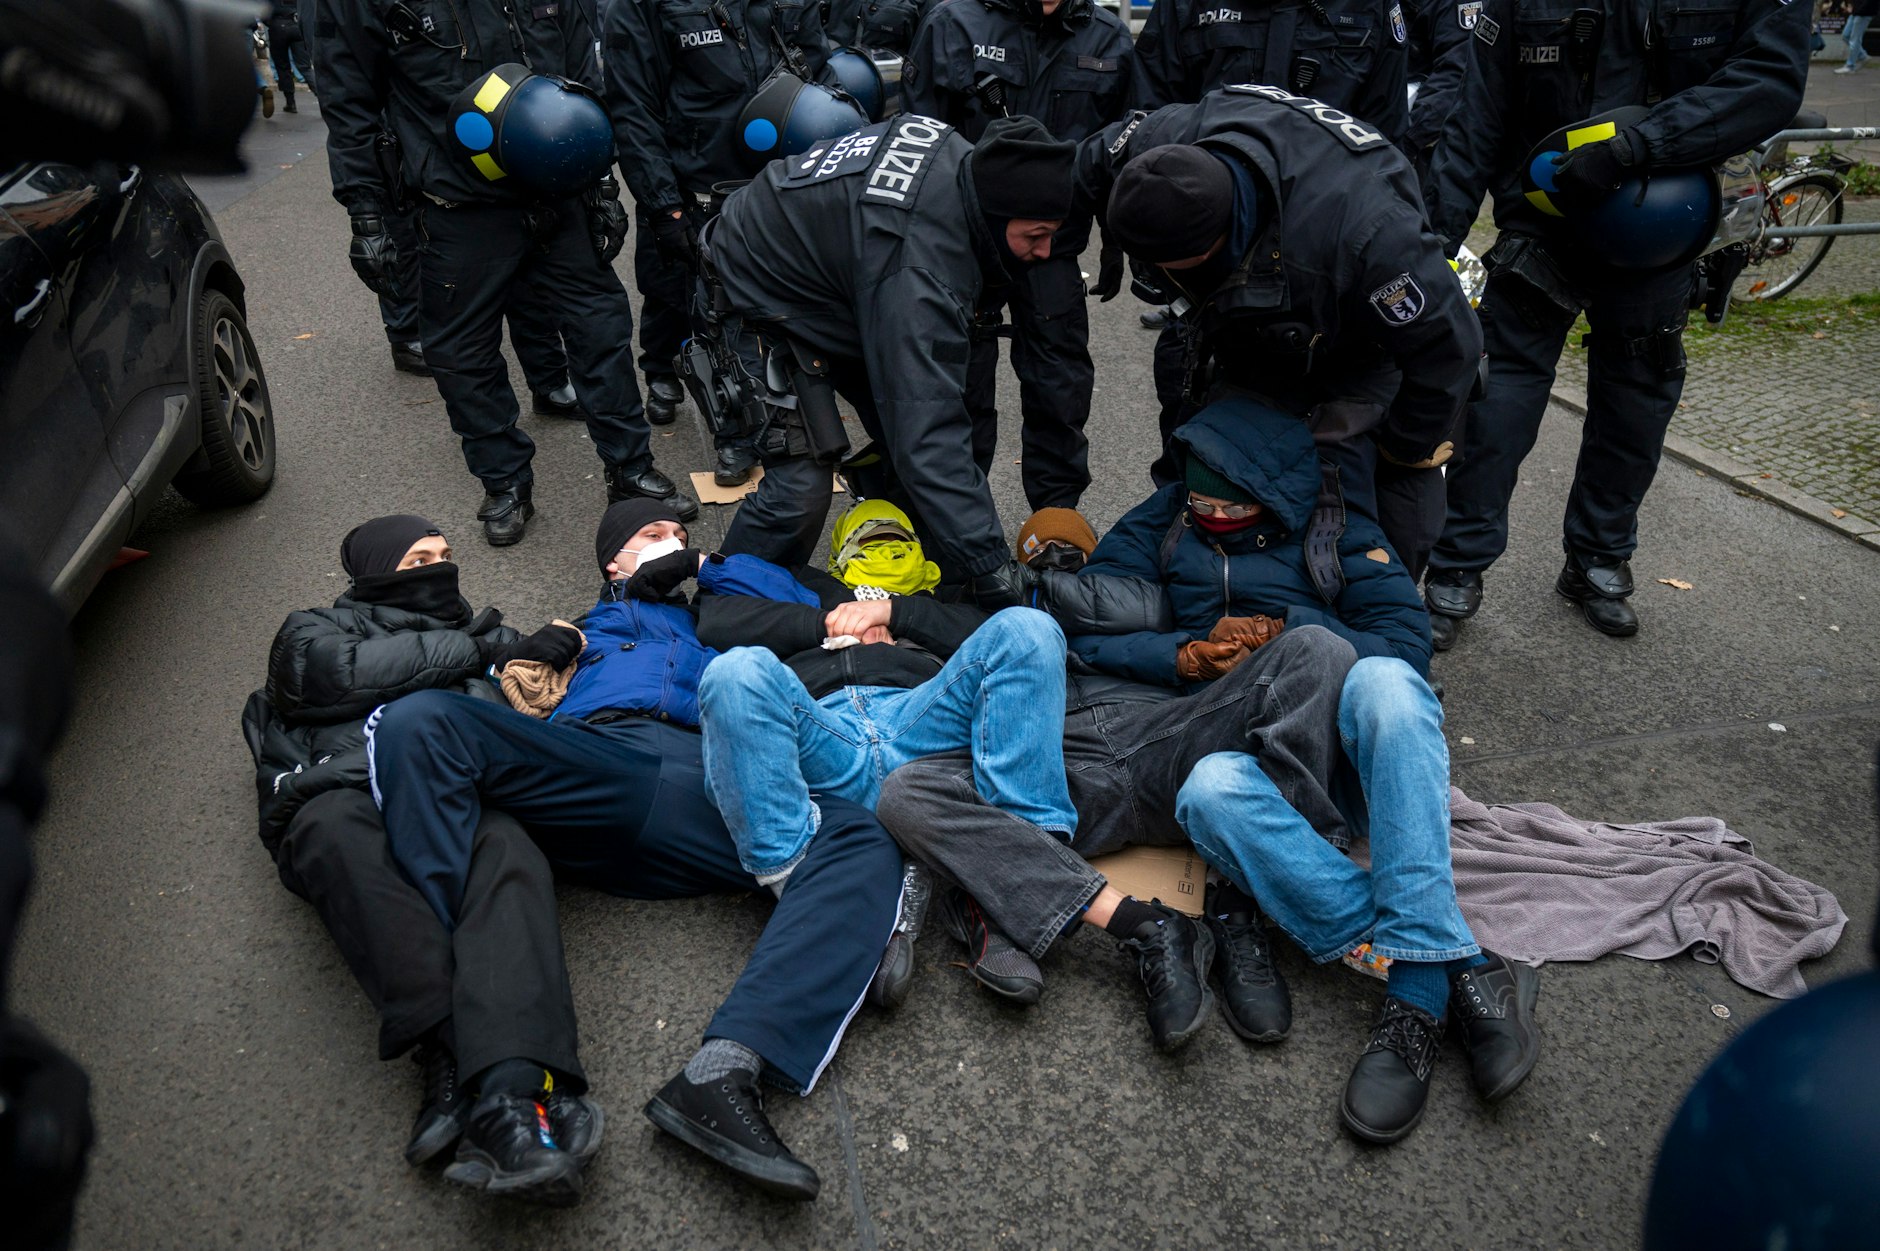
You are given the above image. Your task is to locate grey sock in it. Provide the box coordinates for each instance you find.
[683,1038,762,1085]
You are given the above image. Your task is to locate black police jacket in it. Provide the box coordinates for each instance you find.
[1077,86,1482,469]
[1130,0,1411,143]
[1404,0,1472,152]
[708,116,1013,578]
[824,0,930,52]
[313,0,606,213]
[1427,0,1809,250]
[902,0,1134,146]
[240,594,515,852]
[606,0,831,214]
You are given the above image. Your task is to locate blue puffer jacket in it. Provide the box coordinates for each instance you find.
[1071,399,1433,682]
[554,554,819,727]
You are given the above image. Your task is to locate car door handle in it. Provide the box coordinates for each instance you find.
[13,277,51,327]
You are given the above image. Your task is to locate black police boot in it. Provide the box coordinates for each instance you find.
[1340,998,1442,1145]
[531,380,583,419]
[405,1042,470,1166]
[714,444,758,488]
[478,484,534,547]
[544,1089,606,1164]
[605,463,699,521]
[939,887,1043,1005]
[644,1068,821,1200]
[1556,556,1639,637]
[1449,952,1543,1102]
[645,375,685,427]
[1424,569,1482,652]
[1204,892,1292,1043]
[442,1092,583,1206]
[390,340,432,376]
[1119,900,1216,1051]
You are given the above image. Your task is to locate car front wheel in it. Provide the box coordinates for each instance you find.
[173,287,277,505]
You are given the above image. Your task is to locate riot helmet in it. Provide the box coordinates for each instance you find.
[448,64,613,198]
[825,48,887,122]
[735,67,869,174]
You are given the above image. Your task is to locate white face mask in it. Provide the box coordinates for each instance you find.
[625,535,685,571]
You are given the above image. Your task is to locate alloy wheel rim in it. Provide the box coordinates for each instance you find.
[212,314,269,471]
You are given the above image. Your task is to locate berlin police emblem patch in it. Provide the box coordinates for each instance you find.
[1390,3,1406,43]
[1370,274,1426,325]
[1457,1,1482,28]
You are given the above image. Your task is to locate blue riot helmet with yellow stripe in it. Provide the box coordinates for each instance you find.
[448,64,613,198]
[1521,106,1722,271]
[825,48,886,122]
[735,67,869,175]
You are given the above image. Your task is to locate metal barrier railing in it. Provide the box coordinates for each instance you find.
[1757,127,1877,241]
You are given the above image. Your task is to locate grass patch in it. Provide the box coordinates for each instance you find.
[1691,290,1880,355]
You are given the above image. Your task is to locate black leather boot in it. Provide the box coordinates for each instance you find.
[1556,556,1639,637]
[531,380,582,418]
[390,340,432,376]
[1450,952,1543,1101]
[714,444,758,488]
[478,484,534,547]
[605,464,698,521]
[645,375,684,426]
[1341,998,1442,1144]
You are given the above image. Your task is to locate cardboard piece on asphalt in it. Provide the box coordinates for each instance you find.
[1088,844,1208,916]
[689,468,847,506]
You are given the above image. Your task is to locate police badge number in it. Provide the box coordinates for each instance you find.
[1370,274,1426,325]
[1457,1,1482,28]
[1389,3,1406,43]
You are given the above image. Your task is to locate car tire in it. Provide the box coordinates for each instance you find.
[173,288,276,506]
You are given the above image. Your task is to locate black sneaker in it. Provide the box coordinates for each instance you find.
[478,484,534,546]
[606,463,699,521]
[405,1043,469,1166]
[714,445,758,488]
[443,1092,583,1206]
[1204,901,1291,1043]
[1341,998,1442,1144]
[645,375,684,426]
[644,1068,820,1200]
[531,381,583,418]
[544,1088,606,1164]
[868,859,934,1009]
[939,889,1042,1005]
[390,340,432,376]
[1120,900,1216,1051]
[1449,952,1542,1102]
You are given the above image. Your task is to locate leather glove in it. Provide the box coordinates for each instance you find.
[1088,243,1125,302]
[583,176,629,264]
[970,559,1037,611]
[1208,614,1285,651]
[347,214,397,297]
[480,623,585,670]
[625,548,706,601]
[1176,639,1248,682]
[650,208,700,267]
[1550,129,1641,204]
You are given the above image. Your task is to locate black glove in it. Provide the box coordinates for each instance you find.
[1089,243,1124,302]
[625,548,705,601]
[1550,129,1642,204]
[970,559,1037,611]
[347,214,398,296]
[584,176,629,264]
[480,623,584,670]
[650,208,700,267]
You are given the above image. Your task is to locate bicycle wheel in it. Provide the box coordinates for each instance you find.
[1733,173,1845,302]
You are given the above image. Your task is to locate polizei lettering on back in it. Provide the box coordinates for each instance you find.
[974,43,1007,61]
[863,116,949,204]
[1223,83,1386,150]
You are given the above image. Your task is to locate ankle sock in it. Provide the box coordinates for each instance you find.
[1104,896,1164,939]
[1385,960,1451,1020]
[684,1038,762,1084]
[1452,951,1492,973]
[477,1058,549,1099]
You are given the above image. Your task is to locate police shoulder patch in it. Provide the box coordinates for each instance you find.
[785,126,886,186]
[1369,273,1426,325]
[1389,3,1406,44]
[1456,1,1482,28]
[1475,14,1500,44]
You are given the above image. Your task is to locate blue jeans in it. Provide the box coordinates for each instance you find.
[699,607,1075,878]
[1178,656,1479,964]
[1846,16,1872,65]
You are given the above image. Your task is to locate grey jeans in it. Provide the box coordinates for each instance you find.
[876,625,1359,958]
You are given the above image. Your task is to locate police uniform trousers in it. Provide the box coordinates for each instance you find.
[632,204,696,389]
[417,198,651,492]
[1429,261,1692,577]
[368,692,904,1094]
[965,249,1096,510]
[271,788,586,1088]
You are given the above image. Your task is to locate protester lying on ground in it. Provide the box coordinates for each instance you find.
[240,514,602,1206]
[881,400,1543,1144]
[364,500,904,1202]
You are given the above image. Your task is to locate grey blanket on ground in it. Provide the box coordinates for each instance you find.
[1447,788,1848,999]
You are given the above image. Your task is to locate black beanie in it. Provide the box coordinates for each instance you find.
[1107,145,1235,263]
[595,498,685,572]
[969,117,1076,221]
[341,514,444,578]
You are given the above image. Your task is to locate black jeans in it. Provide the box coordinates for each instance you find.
[876,625,1359,957]
[272,788,584,1088]
[417,199,651,491]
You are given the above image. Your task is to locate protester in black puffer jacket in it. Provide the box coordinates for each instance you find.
[238,514,607,1208]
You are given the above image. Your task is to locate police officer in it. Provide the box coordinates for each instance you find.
[705,116,1078,604]
[605,0,832,487]
[315,0,696,546]
[1422,0,1808,644]
[1076,86,1481,569]
[903,0,1133,510]
[824,0,925,54]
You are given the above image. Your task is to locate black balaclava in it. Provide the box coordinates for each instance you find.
[595,498,685,574]
[340,514,469,623]
[967,116,1077,267]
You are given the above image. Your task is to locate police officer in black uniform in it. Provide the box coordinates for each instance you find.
[1077,86,1480,563]
[314,0,696,546]
[605,0,832,487]
[705,116,1078,604]
[824,0,925,53]
[903,0,1133,510]
[1421,0,1808,644]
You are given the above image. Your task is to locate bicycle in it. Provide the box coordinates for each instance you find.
[1730,120,1852,303]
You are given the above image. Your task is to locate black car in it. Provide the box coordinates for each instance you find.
[0,160,276,613]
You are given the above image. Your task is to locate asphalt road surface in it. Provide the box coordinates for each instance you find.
[15,102,1879,1250]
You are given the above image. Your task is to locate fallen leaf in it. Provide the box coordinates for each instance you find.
[1831,508,1848,519]
[1759,473,1773,479]
[293,332,315,340]
[1811,331,1828,339]
[1658,578,1694,590]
